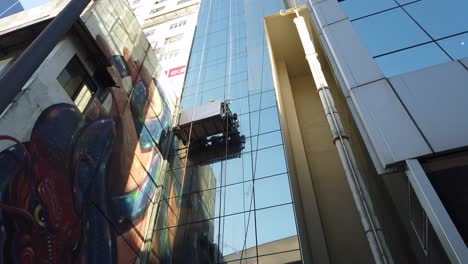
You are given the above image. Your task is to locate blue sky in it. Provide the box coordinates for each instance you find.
[20,0,51,9]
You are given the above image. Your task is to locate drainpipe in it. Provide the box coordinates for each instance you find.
[280,8,393,264]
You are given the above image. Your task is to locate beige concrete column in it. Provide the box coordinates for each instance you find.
[272,59,330,264]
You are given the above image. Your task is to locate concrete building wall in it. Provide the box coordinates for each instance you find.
[293,0,467,262]
[298,0,468,169]
[0,32,93,151]
[265,6,426,263]
[0,0,177,262]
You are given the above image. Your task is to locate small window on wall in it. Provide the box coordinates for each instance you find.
[164,33,184,45]
[169,20,187,30]
[145,29,156,38]
[159,50,180,61]
[177,0,191,5]
[150,6,165,14]
[57,56,97,112]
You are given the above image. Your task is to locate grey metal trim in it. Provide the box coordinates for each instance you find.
[405,159,468,264]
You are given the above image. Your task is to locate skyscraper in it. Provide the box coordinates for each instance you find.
[148,0,303,263]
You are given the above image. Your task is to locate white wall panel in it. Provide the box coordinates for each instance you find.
[390,61,468,152]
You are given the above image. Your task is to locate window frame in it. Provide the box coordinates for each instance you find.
[57,55,99,113]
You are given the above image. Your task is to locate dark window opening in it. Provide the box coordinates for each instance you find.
[424,152,468,247]
[57,56,98,112]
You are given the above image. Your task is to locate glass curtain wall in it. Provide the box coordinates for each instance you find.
[339,0,468,76]
[150,0,302,263]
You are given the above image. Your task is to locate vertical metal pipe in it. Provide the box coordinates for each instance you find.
[290,13,393,264]
[0,0,92,114]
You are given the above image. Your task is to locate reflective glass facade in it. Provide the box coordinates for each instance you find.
[150,0,302,263]
[340,0,468,76]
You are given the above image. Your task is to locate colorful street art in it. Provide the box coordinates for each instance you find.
[0,0,174,263]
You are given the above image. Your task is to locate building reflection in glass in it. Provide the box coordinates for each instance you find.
[150,0,302,263]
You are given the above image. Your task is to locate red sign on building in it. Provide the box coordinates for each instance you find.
[167,65,186,78]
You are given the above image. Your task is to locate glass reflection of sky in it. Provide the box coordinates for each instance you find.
[340,0,396,20]
[352,8,430,56]
[376,43,450,77]
[438,33,468,60]
[19,0,52,9]
[0,0,52,19]
[405,0,468,39]
[341,0,468,76]
[152,0,302,262]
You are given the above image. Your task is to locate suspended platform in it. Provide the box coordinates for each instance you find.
[173,100,245,163]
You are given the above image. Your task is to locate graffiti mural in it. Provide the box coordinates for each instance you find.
[0,0,174,263]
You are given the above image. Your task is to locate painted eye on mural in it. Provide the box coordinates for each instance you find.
[33,204,47,228]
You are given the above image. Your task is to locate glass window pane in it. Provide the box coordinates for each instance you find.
[257,250,301,263]
[183,188,219,223]
[253,145,287,178]
[162,169,182,198]
[249,90,277,112]
[261,66,274,92]
[150,226,176,263]
[229,80,249,99]
[58,56,86,98]
[257,107,280,134]
[405,0,468,39]
[259,130,283,148]
[172,219,217,263]
[238,113,251,137]
[225,153,253,185]
[74,84,93,112]
[340,0,397,20]
[260,90,277,109]
[156,200,179,229]
[255,204,299,256]
[206,44,227,62]
[248,93,261,112]
[201,87,225,103]
[225,257,257,264]
[395,0,417,4]
[352,8,430,56]
[223,181,254,215]
[376,43,451,77]
[230,55,247,75]
[200,63,226,83]
[230,96,250,116]
[437,33,468,60]
[255,174,292,209]
[218,213,257,261]
[251,130,283,150]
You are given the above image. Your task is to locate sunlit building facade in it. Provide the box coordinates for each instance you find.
[263,0,467,263]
